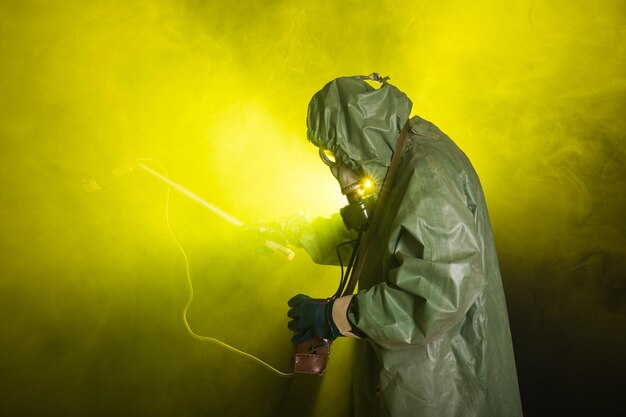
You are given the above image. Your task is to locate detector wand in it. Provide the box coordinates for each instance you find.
[132,162,295,260]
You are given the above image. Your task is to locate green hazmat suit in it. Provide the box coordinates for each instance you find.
[290,75,523,417]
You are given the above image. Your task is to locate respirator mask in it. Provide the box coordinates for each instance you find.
[319,148,375,231]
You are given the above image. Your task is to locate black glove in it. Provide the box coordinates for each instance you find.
[287,294,341,344]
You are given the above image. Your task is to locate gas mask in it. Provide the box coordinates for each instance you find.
[319,148,375,230]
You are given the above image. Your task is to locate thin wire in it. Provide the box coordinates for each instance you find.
[147,159,294,378]
[332,231,362,299]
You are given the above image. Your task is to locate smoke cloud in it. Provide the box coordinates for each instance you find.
[0,0,624,416]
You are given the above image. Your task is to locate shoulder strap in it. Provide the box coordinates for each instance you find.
[342,119,411,296]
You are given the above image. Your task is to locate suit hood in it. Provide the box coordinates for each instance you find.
[306,75,412,185]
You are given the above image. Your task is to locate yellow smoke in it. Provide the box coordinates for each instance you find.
[0,0,624,415]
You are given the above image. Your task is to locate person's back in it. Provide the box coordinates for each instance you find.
[348,114,522,416]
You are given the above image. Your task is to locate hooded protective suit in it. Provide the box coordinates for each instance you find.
[291,76,523,417]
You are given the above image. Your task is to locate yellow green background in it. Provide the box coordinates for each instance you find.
[1,0,624,416]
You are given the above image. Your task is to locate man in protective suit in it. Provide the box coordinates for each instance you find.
[284,74,523,417]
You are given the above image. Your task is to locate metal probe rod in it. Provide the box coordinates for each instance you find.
[136,163,295,260]
[138,163,244,226]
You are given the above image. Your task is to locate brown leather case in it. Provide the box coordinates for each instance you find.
[292,337,332,375]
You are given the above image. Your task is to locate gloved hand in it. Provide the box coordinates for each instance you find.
[239,221,288,254]
[287,294,341,344]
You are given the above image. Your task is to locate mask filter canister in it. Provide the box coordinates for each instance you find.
[340,195,375,231]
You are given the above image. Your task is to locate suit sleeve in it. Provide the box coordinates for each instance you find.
[347,153,487,350]
[285,212,357,266]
